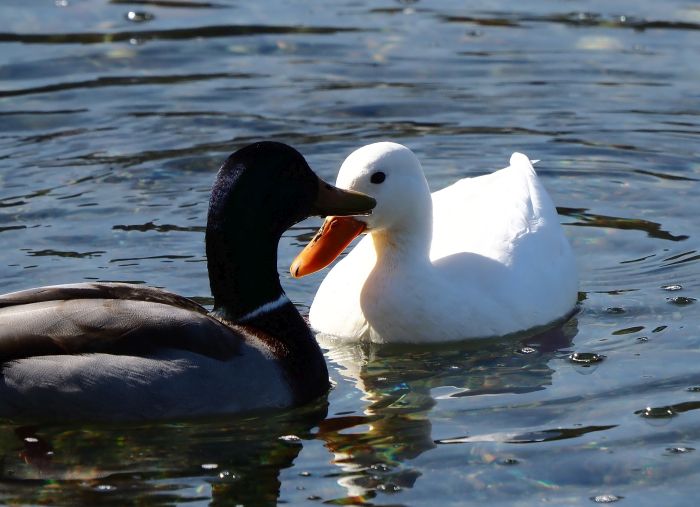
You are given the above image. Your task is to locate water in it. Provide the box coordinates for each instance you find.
[1,0,699,504]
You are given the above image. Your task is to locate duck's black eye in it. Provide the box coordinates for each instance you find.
[370,171,386,184]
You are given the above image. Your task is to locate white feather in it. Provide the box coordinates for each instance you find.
[309,143,578,343]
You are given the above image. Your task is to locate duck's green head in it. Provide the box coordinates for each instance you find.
[208,142,376,238]
[206,141,375,319]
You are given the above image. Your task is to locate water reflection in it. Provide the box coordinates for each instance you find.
[3,0,700,502]
[109,0,226,9]
[316,320,578,500]
[0,24,360,47]
[440,12,700,31]
[558,207,689,241]
[0,73,234,99]
[0,402,327,505]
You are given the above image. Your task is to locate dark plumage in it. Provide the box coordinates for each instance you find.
[0,142,375,421]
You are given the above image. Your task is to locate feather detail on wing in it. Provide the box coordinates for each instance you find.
[0,284,242,363]
[430,153,553,264]
[0,282,207,314]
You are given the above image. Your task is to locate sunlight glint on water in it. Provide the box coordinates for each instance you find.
[1,0,700,505]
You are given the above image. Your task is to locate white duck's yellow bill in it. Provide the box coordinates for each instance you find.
[290,216,365,278]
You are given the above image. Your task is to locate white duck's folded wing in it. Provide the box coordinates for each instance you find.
[430,153,562,264]
[428,153,578,335]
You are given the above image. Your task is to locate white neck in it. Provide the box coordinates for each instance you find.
[218,293,291,323]
[370,199,433,265]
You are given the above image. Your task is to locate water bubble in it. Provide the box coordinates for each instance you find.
[94,484,116,492]
[370,463,393,472]
[299,471,312,477]
[218,470,236,479]
[661,284,682,291]
[500,458,520,465]
[569,352,605,366]
[126,11,155,23]
[591,494,623,503]
[279,434,302,443]
[518,346,537,354]
[377,483,401,493]
[23,437,39,443]
[636,336,649,343]
[636,406,676,419]
[667,296,696,306]
[201,463,218,470]
[307,495,322,501]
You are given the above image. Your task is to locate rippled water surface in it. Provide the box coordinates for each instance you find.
[2,0,700,505]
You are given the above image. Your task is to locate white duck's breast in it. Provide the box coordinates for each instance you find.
[309,236,376,341]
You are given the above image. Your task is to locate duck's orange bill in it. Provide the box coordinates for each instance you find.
[290,216,366,278]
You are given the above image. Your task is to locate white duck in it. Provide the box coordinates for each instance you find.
[291,142,578,343]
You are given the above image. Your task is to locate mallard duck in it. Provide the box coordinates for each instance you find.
[0,142,376,420]
[291,142,577,343]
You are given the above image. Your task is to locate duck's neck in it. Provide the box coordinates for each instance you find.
[206,225,330,403]
[206,227,286,321]
[370,201,433,268]
[203,157,329,404]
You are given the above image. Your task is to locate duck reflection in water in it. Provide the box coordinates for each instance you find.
[315,319,578,501]
[0,402,328,505]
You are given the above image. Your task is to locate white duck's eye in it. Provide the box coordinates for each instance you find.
[370,171,386,184]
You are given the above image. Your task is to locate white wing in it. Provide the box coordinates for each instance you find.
[430,153,559,264]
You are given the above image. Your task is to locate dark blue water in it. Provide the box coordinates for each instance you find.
[1,0,700,504]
